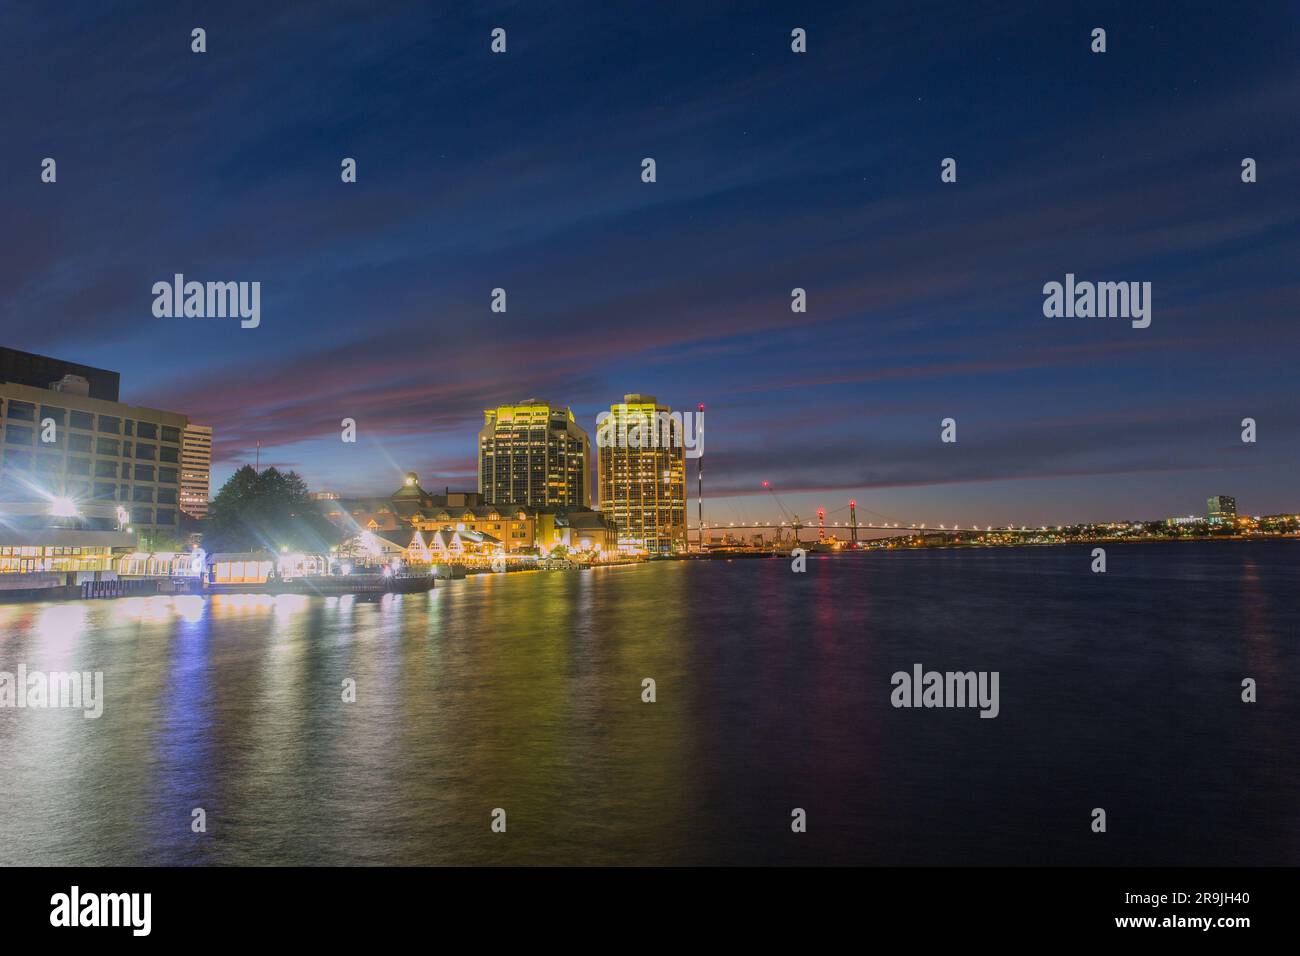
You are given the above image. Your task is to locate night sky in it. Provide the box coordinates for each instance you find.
[2,1,1297,528]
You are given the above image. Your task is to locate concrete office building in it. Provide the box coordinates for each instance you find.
[180,424,213,518]
[0,377,188,535]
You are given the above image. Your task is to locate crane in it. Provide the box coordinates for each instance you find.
[761,481,804,546]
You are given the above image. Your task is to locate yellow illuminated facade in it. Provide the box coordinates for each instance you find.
[479,400,590,508]
[597,394,687,554]
[0,544,117,574]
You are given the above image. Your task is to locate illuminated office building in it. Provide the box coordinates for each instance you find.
[479,400,590,508]
[1207,495,1237,524]
[597,394,687,554]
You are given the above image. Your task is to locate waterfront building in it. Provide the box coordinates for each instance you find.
[203,550,330,585]
[0,375,188,535]
[0,500,135,574]
[1207,495,1237,524]
[180,424,213,518]
[320,472,616,555]
[206,551,276,585]
[597,394,687,554]
[408,527,503,564]
[479,400,590,508]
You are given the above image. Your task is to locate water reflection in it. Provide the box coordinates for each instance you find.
[1,543,1297,865]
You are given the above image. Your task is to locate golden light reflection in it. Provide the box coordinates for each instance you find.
[36,603,88,646]
[172,595,207,624]
[210,594,277,615]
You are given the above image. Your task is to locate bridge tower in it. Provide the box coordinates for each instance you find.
[849,500,858,547]
[817,508,825,541]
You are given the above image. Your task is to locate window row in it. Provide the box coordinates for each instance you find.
[1,402,181,443]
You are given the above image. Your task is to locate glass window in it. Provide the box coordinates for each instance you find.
[123,420,134,436]
[4,450,32,470]
[95,460,118,478]
[93,482,117,500]
[135,443,156,460]
[130,507,152,525]
[69,433,92,453]
[160,446,179,463]
[121,463,133,479]
[98,415,121,434]
[155,509,176,525]
[133,464,154,482]
[69,410,93,429]
[158,467,178,484]
[68,457,91,476]
[40,406,66,425]
[161,426,180,443]
[36,454,61,473]
[136,422,157,440]
[132,487,154,502]
[4,425,34,445]
[6,401,35,422]
[96,438,120,457]
[157,488,177,505]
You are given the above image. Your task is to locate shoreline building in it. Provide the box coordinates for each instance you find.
[180,424,213,518]
[479,400,590,509]
[1207,495,1237,525]
[597,394,687,554]
[317,473,616,555]
[1,370,188,539]
[0,500,136,574]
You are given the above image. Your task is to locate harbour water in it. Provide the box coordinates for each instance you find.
[1,541,1297,865]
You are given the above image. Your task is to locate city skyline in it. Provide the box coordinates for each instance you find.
[3,2,1298,528]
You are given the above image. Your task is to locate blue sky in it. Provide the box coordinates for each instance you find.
[2,1,1297,527]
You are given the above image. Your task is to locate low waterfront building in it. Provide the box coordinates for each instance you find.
[320,472,618,558]
[206,551,276,585]
[115,550,199,577]
[203,550,329,585]
[0,500,135,574]
[549,509,618,553]
[408,527,503,564]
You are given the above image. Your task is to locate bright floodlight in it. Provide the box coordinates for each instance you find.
[50,497,78,518]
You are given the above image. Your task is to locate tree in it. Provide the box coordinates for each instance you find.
[202,466,342,553]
